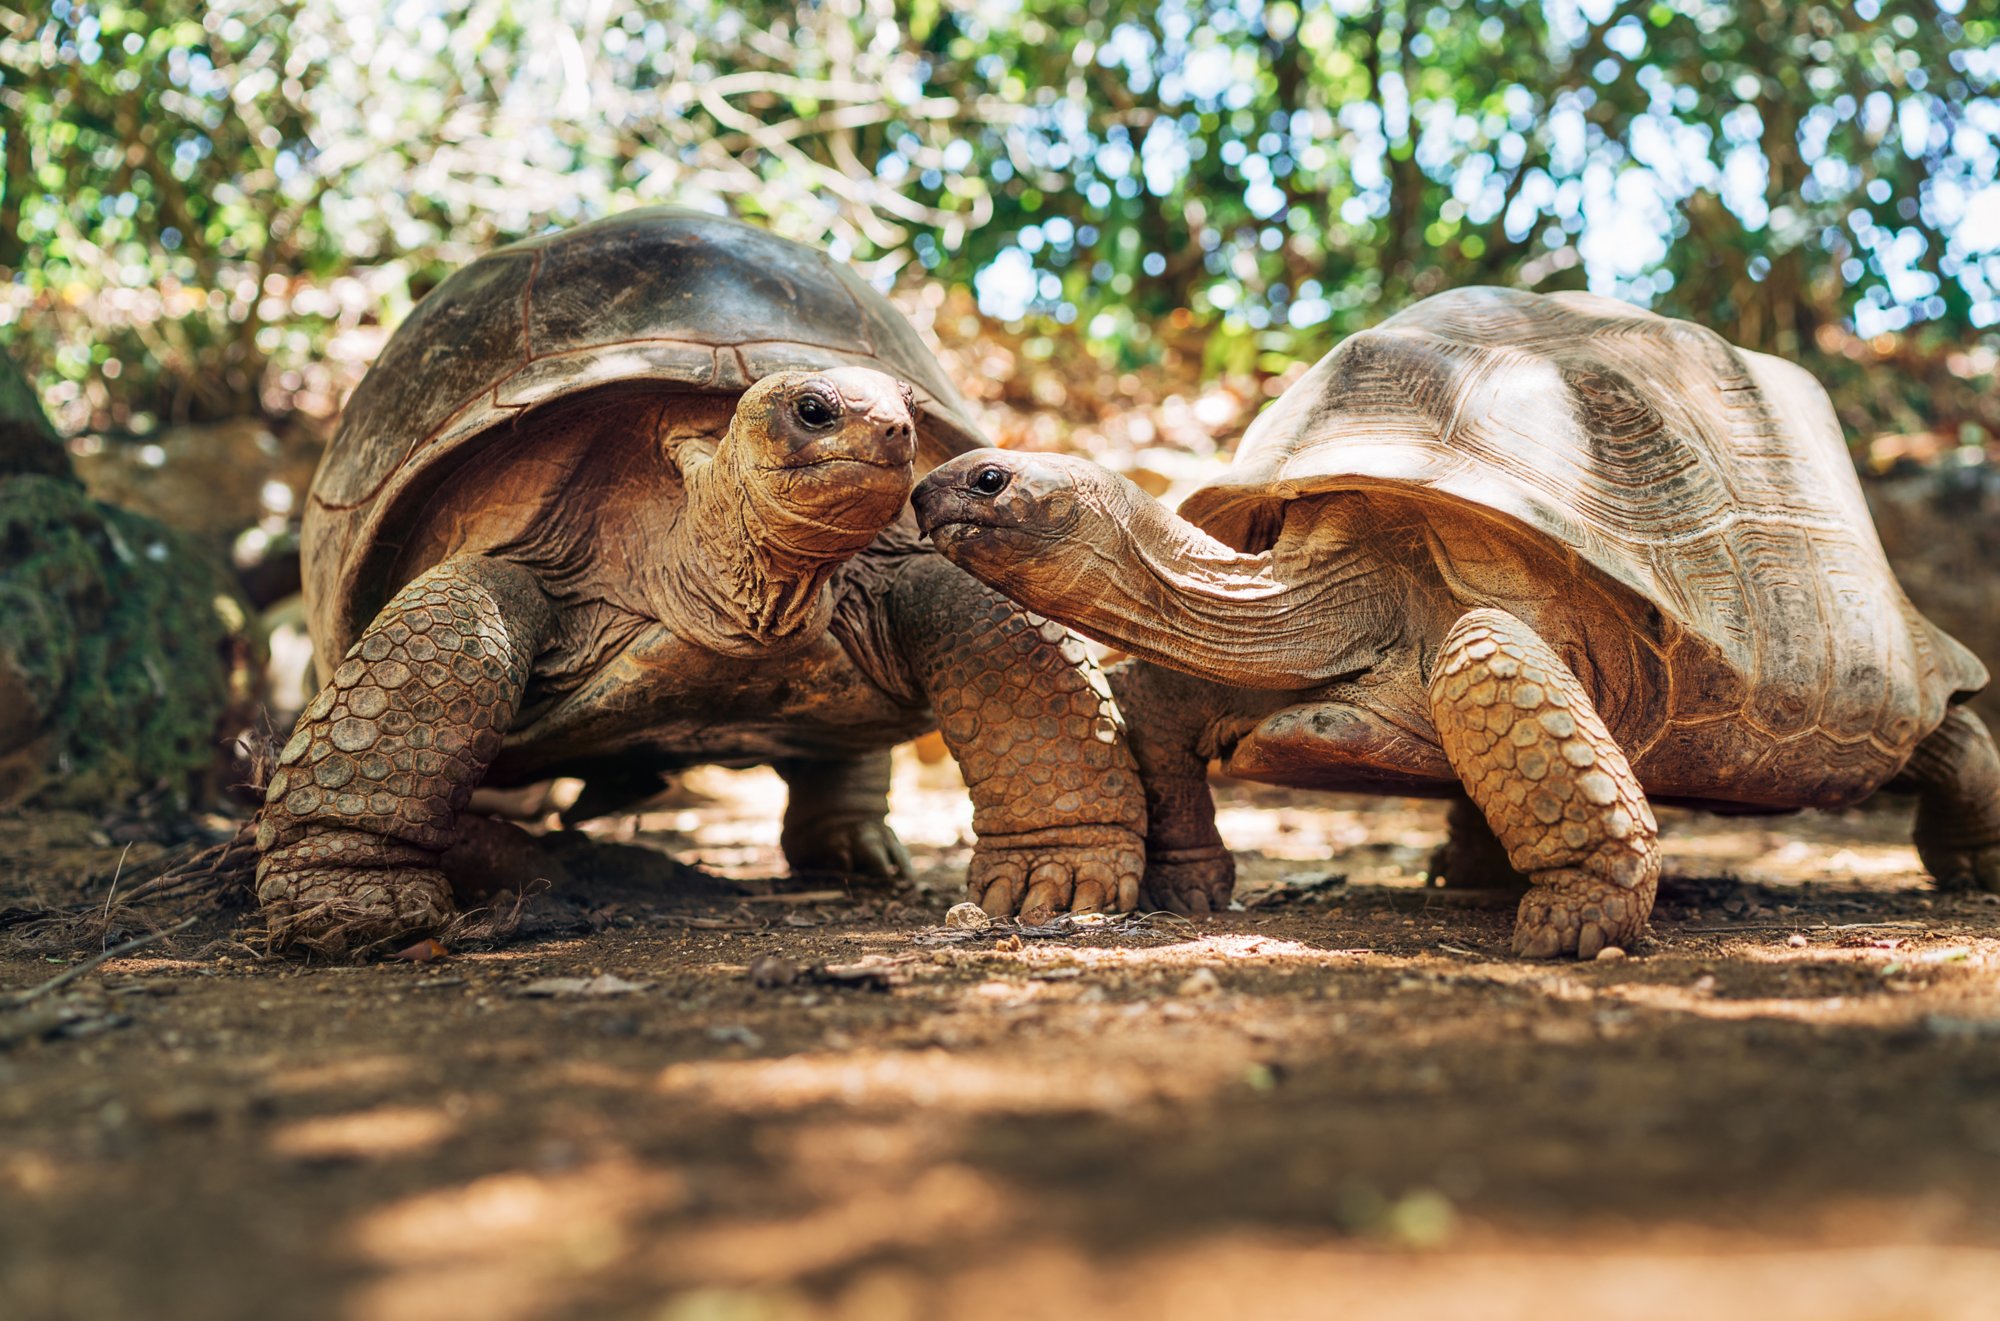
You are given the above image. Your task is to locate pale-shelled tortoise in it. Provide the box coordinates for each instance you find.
[914,287,1996,958]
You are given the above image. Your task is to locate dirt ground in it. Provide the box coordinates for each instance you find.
[4,755,2000,1321]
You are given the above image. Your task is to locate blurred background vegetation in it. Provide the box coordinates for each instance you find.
[4,0,1998,469]
[6,0,2000,800]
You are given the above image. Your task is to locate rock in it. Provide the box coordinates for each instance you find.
[0,351,263,811]
[1923,1014,2000,1039]
[706,1024,763,1049]
[748,955,801,988]
[1594,946,1628,962]
[0,475,261,810]
[944,902,991,929]
[139,1088,223,1127]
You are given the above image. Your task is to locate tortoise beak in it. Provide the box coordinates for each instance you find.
[911,468,973,540]
[913,462,1017,565]
[911,476,949,538]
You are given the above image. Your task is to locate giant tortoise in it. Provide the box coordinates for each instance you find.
[913,287,2000,958]
[256,208,1144,953]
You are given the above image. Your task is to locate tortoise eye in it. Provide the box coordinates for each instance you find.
[793,394,839,429]
[970,467,1010,496]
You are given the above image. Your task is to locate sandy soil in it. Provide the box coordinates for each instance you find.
[4,756,2000,1321]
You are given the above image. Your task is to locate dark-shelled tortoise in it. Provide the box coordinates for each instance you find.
[257,207,1143,953]
[914,287,1998,958]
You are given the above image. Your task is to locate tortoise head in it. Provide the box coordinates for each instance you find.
[661,366,924,647]
[915,449,1355,690]
[912,450,1104,583]
[716,367,919,551]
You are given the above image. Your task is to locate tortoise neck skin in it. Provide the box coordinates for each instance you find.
[915,452,1402,692]
[651,370,917,656]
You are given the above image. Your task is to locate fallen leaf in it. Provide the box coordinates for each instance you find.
[393,939,448,963]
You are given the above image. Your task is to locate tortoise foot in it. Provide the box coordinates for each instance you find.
[1905,708,2000,894]
[256,866,454,959]
[1512,868,1654,960]
[783,815,913,880]
[1139,847,1236,916]
[1917,838,2000,894]
[971,827,1144,922]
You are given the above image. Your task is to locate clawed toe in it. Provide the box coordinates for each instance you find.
[784,818,912,880]
[1139,851,1234,916]
[256,866,454,959]
[968,834,1145,920]
[1512,869,1652,960]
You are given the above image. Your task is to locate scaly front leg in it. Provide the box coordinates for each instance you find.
[888,556,1145,920]
[255,558,552,956]
[1428,608,1660,959]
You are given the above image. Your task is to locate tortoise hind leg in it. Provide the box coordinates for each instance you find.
[776,750,912,879]
[1903,705,2000,892]
[255,557,552,956]
[1428,793,1531,893]
[1104,660,1235,916]
[1427,608,1661,958]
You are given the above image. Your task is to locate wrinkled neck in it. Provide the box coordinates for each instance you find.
[1060,494,1394,691]
[655,444,873,654]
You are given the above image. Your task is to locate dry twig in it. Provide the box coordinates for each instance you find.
[2,916,201,1008]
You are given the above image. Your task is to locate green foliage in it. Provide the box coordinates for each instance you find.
[0,346,71,479]
[3,0,1996,441]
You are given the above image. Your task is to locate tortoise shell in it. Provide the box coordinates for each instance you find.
[1180,287,1985,797]
[303,207,985,649]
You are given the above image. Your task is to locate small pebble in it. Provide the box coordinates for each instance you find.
[748,955,800,988]
[944,903,990,929]
[1594,946,1627,962]
[1787,933,1808,948]
[1178,967,1222,996]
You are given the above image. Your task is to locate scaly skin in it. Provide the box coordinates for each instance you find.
[255,557,553,956]
[890,555,1146,920]
[1428,608,1660,958]
[1904,704,2000,893]
[1105,660,1236,915]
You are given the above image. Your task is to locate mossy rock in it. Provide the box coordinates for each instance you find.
[0,474,261,810]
